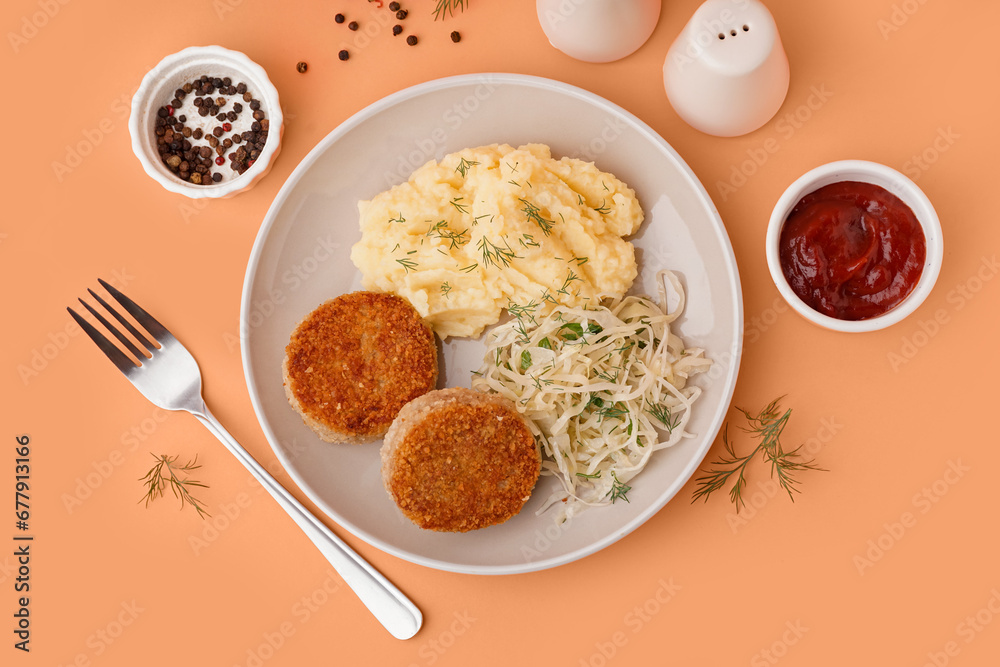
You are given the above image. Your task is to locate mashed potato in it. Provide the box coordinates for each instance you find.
[350,144,643,338]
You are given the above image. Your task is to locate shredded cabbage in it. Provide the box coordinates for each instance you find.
[471,271,711,523]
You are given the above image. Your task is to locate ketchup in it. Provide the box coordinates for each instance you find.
[779,181,925,320]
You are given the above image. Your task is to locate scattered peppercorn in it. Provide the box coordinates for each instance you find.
[451,31,461,42]
[296,61,308,73]
[339,49,350,60]
[406,35,418,45]
[395,9,408,19]
[335,13,345,23]
[389,1,400,9]
[348,20,359,30]
[392,25,402,36]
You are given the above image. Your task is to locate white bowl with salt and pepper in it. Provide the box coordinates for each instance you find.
[129,45,283,199]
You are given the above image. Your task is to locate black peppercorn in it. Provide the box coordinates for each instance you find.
[335,13,345,23]
[396,9,408,19]
[406,35,418,46]
[451,31,461,43]
[389,1,400,9]
[348,20,358,30]
[338,49,349,61]
[296,61,308,73]
[392,25,402,36]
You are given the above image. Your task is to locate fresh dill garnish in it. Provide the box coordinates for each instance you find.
[433,0,468,20]
[569,256,589,266]
[505,160,519,173]
[691,398,826,512]
[391,243,400,253]
[426,220,469,249]
[139,454,210,519]
[473,213,493,226]
[556,269,581,295]
[576,471,602,479]
[609,471,631,503]
[388,212,406,224]
[455,157,479,177]
[450,196,470,214]
[519,198,555,236]
[602,180,610,192]
[396,257,418,273]
[426,220,448,235]
[648,402,680,434]
[540,289,558,305]
[577,193,585,206]
[594,368,621,384]
[519,234,540,249]
[440,282,452,298]
[507,300,540,323]
[460,262,479,273]
[593,199,612,215]
[478,236,519,268]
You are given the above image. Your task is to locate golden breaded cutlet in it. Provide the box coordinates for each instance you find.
[381,388,540,532]
[283,291,438,444]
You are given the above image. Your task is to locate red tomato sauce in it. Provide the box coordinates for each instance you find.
[778,181,926,320]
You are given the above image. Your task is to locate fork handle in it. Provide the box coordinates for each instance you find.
[193,408,422,640]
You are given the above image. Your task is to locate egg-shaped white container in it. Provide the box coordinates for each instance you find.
[663,0,788,137]
[537,0,661,63]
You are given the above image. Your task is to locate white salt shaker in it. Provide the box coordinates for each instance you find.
[536,0,662,63]
[663,0,789,136]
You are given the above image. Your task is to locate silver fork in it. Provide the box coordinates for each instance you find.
[68,279,421,640]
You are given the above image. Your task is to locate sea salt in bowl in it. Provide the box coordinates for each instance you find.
[129,45,283,198]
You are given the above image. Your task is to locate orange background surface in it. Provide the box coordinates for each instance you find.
[3,0,999,665]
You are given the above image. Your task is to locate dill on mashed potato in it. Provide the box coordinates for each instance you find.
[349,144,644,338]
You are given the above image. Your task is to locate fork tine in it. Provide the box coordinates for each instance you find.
[97,279,172,343]
[67,306,137,374]
[87,288,156,352]
[78,296,150,360]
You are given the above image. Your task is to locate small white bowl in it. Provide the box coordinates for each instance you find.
[129,45,283,198]
[765,160,943,332]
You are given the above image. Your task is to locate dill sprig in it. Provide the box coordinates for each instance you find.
[478,236,519,269]
[426,220,469,249]
[455,157,479,178]
[519,198,555,236]
[450,196,470,214]
[691,398,826,512]
[556,269,581,295]
[648,402,680,434]
[433,0,468,20]
[609,471,631,503]
[396,257,418,273]
[507,300,540,323]
[593,199,612,215]
[139,454,210,518]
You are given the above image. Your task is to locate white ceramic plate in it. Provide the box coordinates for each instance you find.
[241,73,743,574]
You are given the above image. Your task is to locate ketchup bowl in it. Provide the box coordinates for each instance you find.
[765,160,943,332]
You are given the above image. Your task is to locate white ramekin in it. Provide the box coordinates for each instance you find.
[129,45,283,199]
[765,159,943,332]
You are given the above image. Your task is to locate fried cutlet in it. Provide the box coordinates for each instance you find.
[283,291,438,444]
[381,388,540,532]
